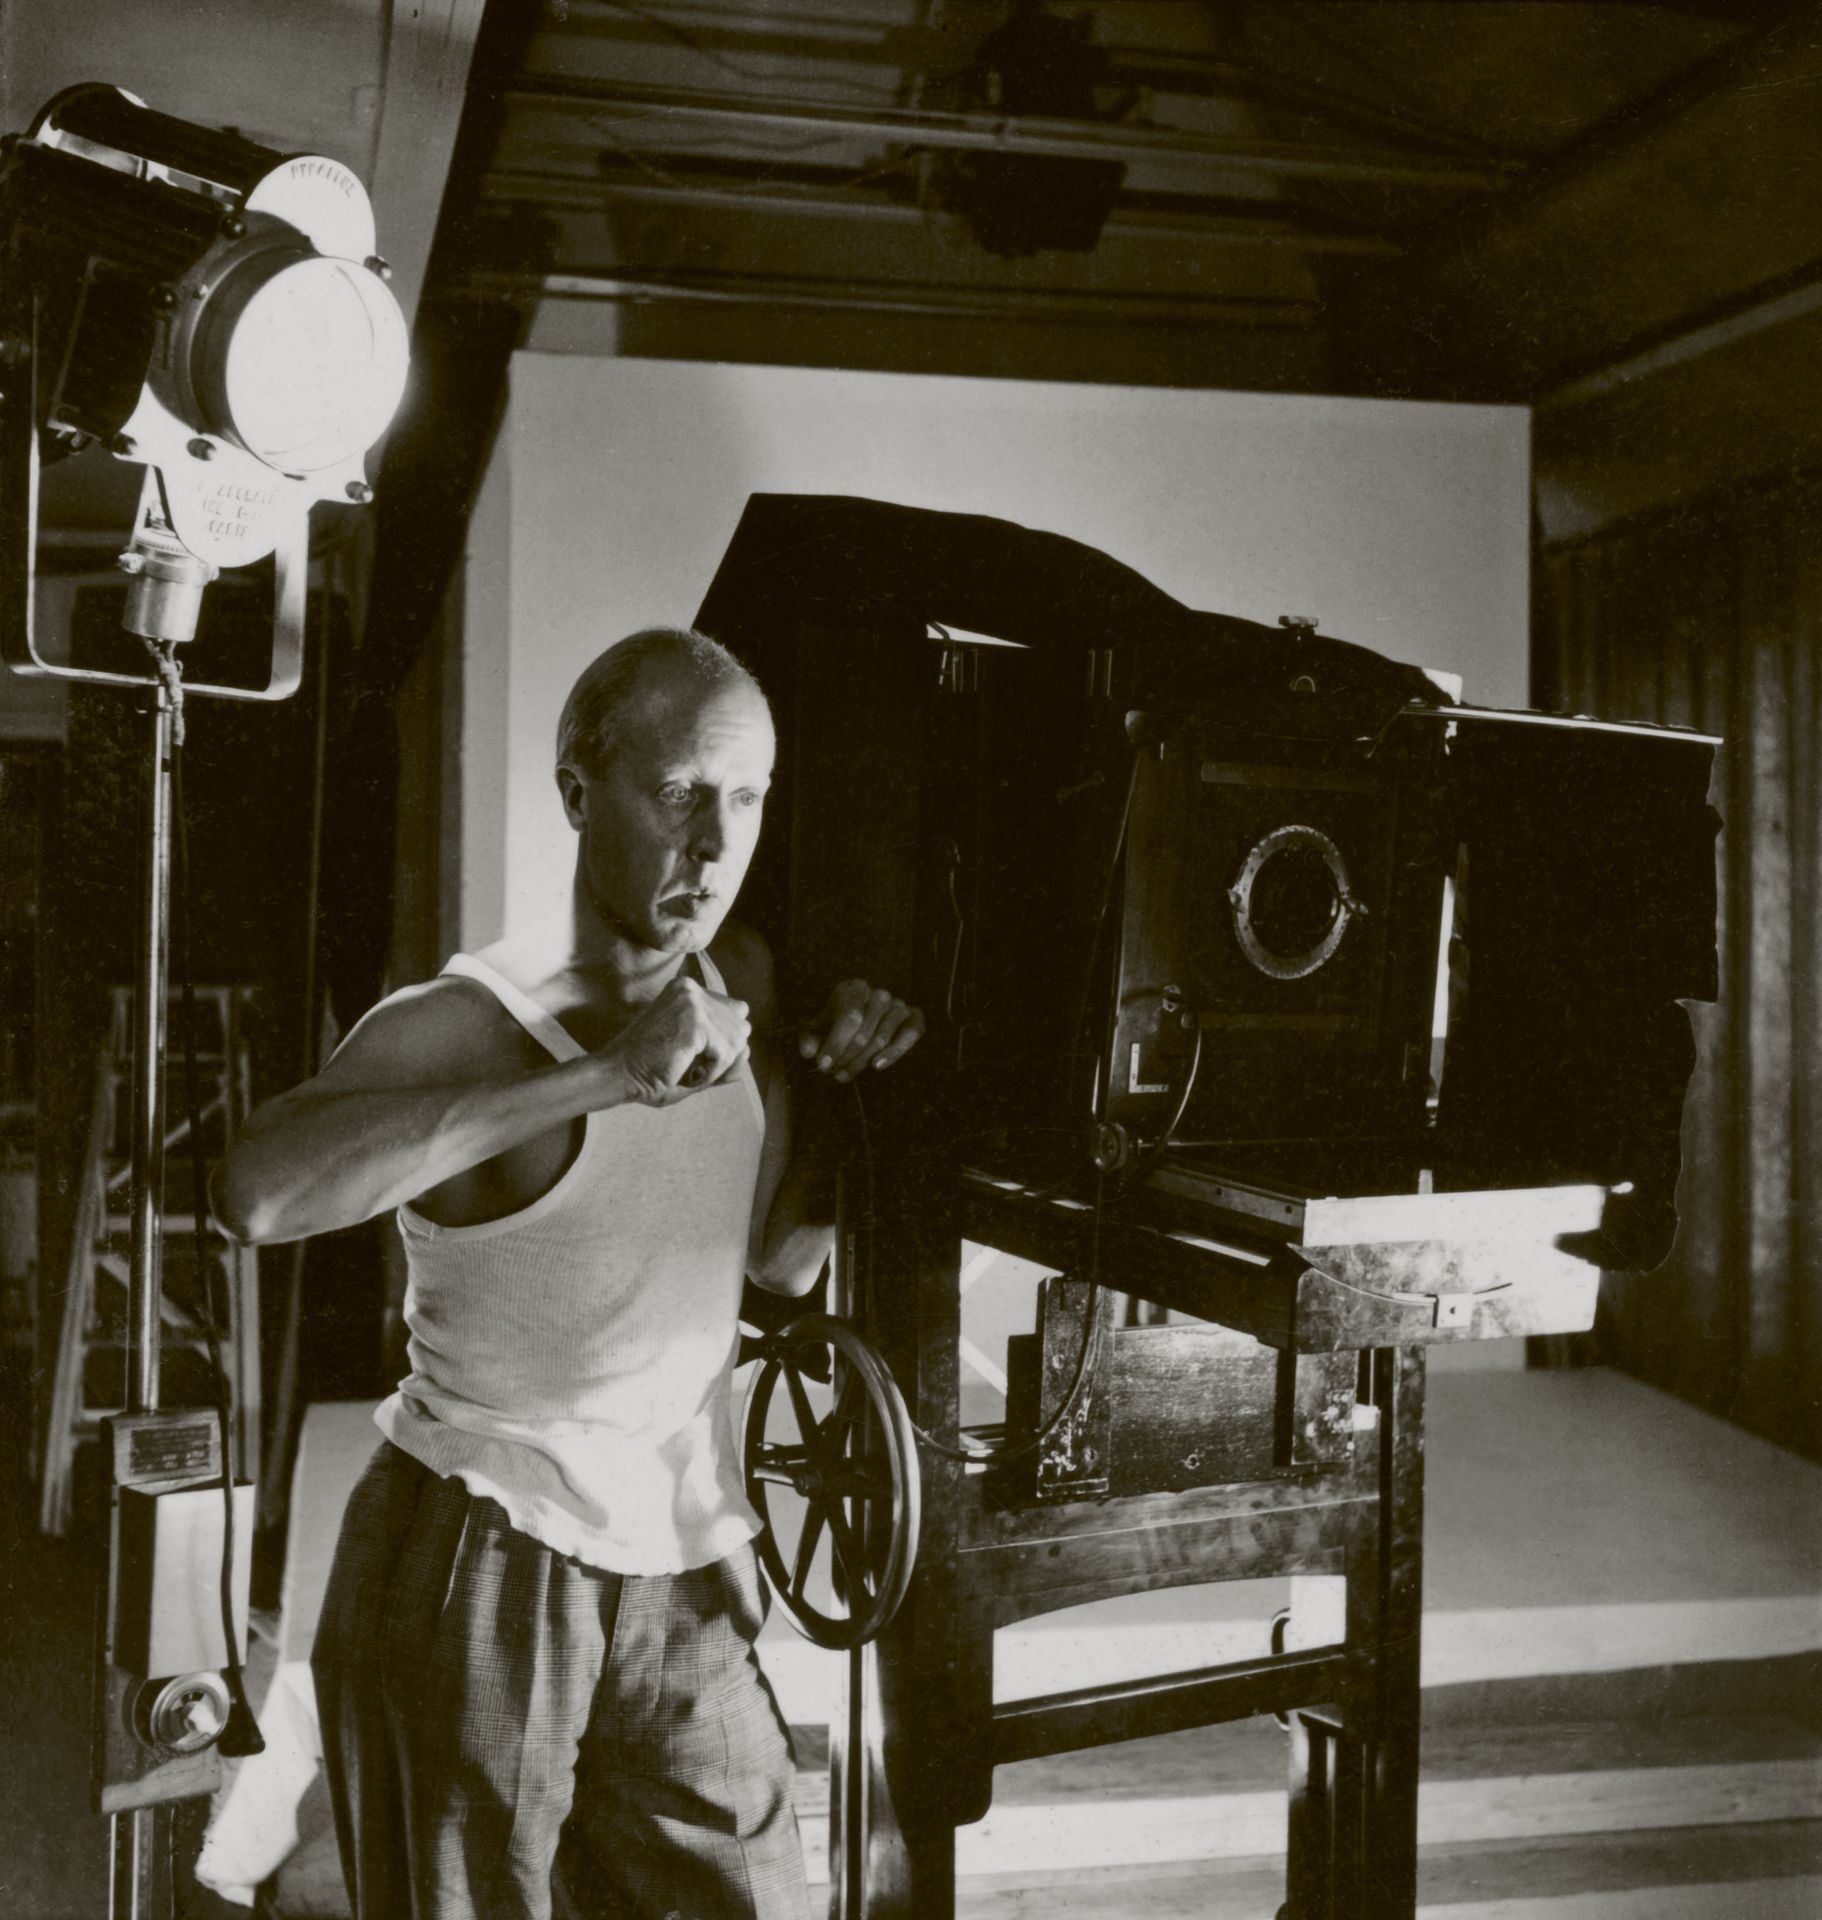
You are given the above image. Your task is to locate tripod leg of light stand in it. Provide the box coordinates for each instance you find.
[110,1804,175,1920]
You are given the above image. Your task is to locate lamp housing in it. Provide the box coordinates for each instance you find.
[0,84,409,692]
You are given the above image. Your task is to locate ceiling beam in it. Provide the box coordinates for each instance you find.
[502,75,1525,190]
[478,168,1403,257]
[365,0,490,331]
[540,3,1513,164]
[1538,262,1822,412]
[1332,11,1822,399]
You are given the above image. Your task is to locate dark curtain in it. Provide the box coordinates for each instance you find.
[1536,471,1821,1460]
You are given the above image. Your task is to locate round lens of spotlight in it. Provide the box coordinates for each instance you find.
[215,256,408,473]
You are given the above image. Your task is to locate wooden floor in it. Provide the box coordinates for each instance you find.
[264,1368,1822,1917]
[785,1661,1822,1912]
[949,1825,1822,1919]
[774,1367,1822,1917]
[9,1365,1818,1918]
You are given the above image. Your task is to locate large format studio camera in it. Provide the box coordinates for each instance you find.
[701,494,1718,1280]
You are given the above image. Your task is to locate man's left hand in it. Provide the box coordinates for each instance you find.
[799,981,925,1081]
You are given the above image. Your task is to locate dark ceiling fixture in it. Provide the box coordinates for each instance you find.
[924,0,1134,258]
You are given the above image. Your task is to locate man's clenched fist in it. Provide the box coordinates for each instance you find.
[609,976,751,1105]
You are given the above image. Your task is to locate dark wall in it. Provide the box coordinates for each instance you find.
[1537,466,1821,1461]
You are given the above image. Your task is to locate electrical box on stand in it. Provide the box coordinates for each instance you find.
[96,1410,253,1814]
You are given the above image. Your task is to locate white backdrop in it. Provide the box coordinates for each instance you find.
[460,354,1530,946]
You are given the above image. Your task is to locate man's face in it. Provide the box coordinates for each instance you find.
[561,668,775,955]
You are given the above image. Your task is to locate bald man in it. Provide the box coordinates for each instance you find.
[215,627,923,1920]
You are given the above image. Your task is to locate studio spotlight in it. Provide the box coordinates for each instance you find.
[0,82,409,680]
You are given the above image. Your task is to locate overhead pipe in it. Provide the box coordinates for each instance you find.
[453,264,1324,330]
[502,76,1524,191]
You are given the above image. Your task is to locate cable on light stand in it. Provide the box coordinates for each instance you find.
[170,717,263,1759]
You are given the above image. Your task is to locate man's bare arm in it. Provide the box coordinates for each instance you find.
[212,974,749,1245]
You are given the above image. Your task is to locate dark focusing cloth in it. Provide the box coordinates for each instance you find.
[313,1442,810,1920]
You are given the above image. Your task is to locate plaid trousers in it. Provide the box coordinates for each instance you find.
[312,1442,810,1920]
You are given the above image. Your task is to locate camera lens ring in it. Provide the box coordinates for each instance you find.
[1227,824,1354,980]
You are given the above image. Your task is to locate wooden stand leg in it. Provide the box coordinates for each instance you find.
[1364,1344,1426,1918]
[1285,1709,1333,1920]
[1328,1723,1372,1914]
[837,1621,960,1920]
[830,1642,958,1920]
[844,1098,979,1919]
[1286,1344,1425,1920]
[1285,1703,1372,1920]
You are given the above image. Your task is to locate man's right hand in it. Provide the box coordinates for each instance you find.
[609,976,751,1105]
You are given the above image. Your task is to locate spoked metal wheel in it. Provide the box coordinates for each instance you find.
[742,1312,921,1650]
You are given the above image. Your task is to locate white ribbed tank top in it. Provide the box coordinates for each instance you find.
[374,950,767,1575]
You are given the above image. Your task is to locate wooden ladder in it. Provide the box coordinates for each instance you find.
[39,984,260,1536]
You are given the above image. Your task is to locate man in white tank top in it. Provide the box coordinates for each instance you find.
[214,628,923,1920]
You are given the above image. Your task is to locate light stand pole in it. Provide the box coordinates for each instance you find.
[113,603,197,1918]
[127,657,189,1419]
[120,534,217,1433]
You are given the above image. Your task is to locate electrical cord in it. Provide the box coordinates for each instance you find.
[966,748,1140,1206]
[828,729,1219,1466]
[1060,749,1138,1137]
[170,727,264,1759]
[812,749,1146,1466]
[845,1076,1107,1468]
[1114,1019,1204,1199]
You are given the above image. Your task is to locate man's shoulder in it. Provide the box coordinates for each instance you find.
[325,972,542,1084]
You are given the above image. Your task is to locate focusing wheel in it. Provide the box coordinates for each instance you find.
[743,1313,921,1650]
